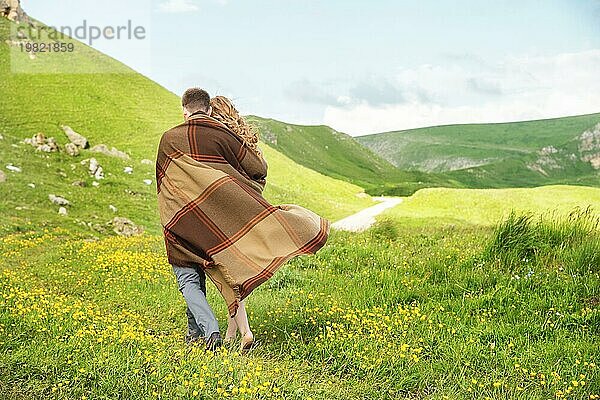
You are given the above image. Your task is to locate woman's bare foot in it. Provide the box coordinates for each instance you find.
[240,332,254,353]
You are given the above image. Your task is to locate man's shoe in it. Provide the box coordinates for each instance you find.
[205,332,223,352]
[185,329,202,345]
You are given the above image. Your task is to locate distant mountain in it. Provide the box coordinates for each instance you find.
[356,114,600,188]
[249,116,454,196]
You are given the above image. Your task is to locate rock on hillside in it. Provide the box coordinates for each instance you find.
[579,123,600,169]
[90,144,130,160]
[527,123,600,176]
[1,0,28,23]
[61,125,89,149]
[110,217,143,237]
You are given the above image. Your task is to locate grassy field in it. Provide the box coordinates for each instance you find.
[1,13,599,400]
[0,128,373,236]
[381,185,600,227]
[0,196,598,399]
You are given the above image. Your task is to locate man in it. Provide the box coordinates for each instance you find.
[161,88,222,350]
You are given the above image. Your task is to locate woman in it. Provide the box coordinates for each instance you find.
[209,95,263,351]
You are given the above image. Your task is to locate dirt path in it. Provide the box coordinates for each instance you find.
[331,196,403,232]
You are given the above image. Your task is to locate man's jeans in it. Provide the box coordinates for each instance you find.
[172,265,219,338]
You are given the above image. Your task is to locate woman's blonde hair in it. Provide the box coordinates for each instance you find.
[210,96,260,155]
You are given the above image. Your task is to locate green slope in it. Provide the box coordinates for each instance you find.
[356,113,600,173]
[0,21,180,159]
[444,130,600,188]
[356,114,600,189]
[249,116,456,196]
[0,17,372,235]
[445,152,599,189]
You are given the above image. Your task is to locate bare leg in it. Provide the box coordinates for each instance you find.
[225,315,238,342]
[233,300,254,351]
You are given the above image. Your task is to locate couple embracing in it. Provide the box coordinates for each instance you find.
[155,88,330,352]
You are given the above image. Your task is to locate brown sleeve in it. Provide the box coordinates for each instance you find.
[205,130,268,194]
[238,145,268,186]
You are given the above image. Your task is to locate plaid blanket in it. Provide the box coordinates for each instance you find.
[156,113,330,316]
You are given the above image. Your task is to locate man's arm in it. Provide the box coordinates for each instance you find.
[237,144,268,185]
[205,131,268,194]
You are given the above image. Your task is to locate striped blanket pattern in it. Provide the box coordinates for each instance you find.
[156,113,330,316]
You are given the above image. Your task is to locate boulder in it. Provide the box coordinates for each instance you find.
[588,156,600,169]
[539,146,558,156]
[37,144,53,152]
[579,123,600,152]
[110,217,143,237]
[49,194,70,206]
[579,124,600,169]
[0,0,29,23]
[47,137,59,151]
[141,159,153,165]
[65,142,80,156]
[123,166,133,174]
[89,158,99,174]
[90,144,130,160]
[61,125,89,149]
[58,207,68,216]
[23,132,59,152]
[94,166,104,180]
[88,157,104,179]
[33,132,45,146]
[5,164,21,173]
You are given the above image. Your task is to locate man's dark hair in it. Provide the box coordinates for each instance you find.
[182,88,210,113]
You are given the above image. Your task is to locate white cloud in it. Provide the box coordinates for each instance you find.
[157,0,199,13]
[323,49,600,136]
[284,79,340,106]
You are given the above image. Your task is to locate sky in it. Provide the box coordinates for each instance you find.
[20,0,600,136]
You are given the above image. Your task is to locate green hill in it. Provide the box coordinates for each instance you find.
[0,17,372,236]
[356,114,600,188]
[356,114,600,171]
[249,116,456,196]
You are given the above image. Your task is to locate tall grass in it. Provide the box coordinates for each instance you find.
[2,219,598,398]
[485,207,600,273]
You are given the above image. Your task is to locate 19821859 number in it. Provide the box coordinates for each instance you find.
[19,42,75,53]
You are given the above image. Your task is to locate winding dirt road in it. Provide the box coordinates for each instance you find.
[331,196,403,232]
